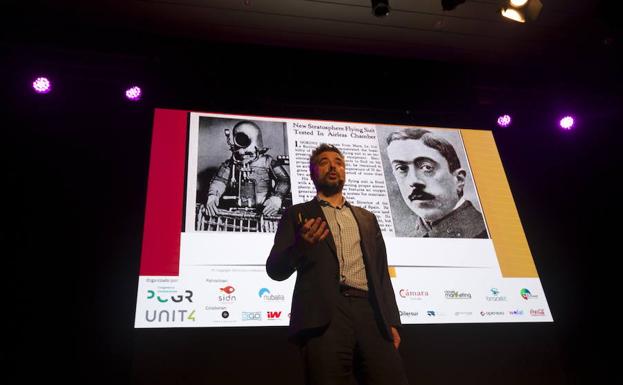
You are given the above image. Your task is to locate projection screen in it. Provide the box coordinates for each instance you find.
[134,109,552,327]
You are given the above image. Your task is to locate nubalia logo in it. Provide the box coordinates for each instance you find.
[520,288,538,300]
[147,290,193,303]
[258,288,285,302]
[266,311,282,320]
[219,286,237,303]
[145,309,196,323]
[242,312,262,321]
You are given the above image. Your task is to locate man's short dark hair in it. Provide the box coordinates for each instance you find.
[386,128,461,172]
[309,143,344,179]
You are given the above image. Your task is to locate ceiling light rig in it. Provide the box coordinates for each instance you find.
[371,0,390,17]
[500,0,543,23]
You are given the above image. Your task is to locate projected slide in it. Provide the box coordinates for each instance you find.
[134,109,553,327]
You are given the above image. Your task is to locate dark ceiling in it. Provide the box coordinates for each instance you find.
[3,0,620,66]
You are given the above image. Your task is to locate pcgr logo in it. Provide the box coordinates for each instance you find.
[520,288,538,300]
[242,312,262,321]
[258,288,285,302]
[147,290,193,303]
[486,288,507,302]
[145,309,196,323]
[219,285,237,303]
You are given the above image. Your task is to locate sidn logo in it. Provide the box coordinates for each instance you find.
[145,309,196,323]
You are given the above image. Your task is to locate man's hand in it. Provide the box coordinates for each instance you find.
[206,195,219,216]
[390,326,401,350]
[262,196,282,216]
[297,217,330,249]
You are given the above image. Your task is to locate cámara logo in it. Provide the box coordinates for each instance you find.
[399,289,429,299]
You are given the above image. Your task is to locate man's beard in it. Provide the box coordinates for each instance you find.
[315,178,344,196]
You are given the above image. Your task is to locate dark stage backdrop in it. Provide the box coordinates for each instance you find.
[3,37,619,385]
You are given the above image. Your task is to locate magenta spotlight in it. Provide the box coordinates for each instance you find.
[125,86,142,101]
[560,116,575,130]
[497,114,512,127]
[32,77,52,94]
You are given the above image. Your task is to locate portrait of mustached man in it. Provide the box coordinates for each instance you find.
[385,128,488,239]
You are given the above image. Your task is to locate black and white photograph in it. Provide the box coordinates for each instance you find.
[194,117,292,232]
[376,126,488,239]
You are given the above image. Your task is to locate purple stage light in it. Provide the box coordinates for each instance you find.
[497,114,512,127]
[125,86,142,101]
[32,77,52,94]
[560,116,575,130]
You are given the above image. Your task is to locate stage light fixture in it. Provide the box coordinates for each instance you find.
[32,77,52,94]
[497,114,512,127]
[500,0,542,23]
[125,86,142,101]
[371,0,390,17]
[442,0,466,11]
[560,116,575,130]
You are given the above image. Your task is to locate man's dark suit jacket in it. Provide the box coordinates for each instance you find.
[266,198,401,344]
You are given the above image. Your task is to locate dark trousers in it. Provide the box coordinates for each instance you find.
[300,290,409,385]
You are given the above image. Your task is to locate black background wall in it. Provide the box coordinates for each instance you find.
[2,17,620,384]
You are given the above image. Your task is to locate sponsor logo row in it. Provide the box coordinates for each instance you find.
[144,285,287,304]
[141,307,548,325]
[141,309,290,324]
[399,308,547,318]
[397,288,541,302]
